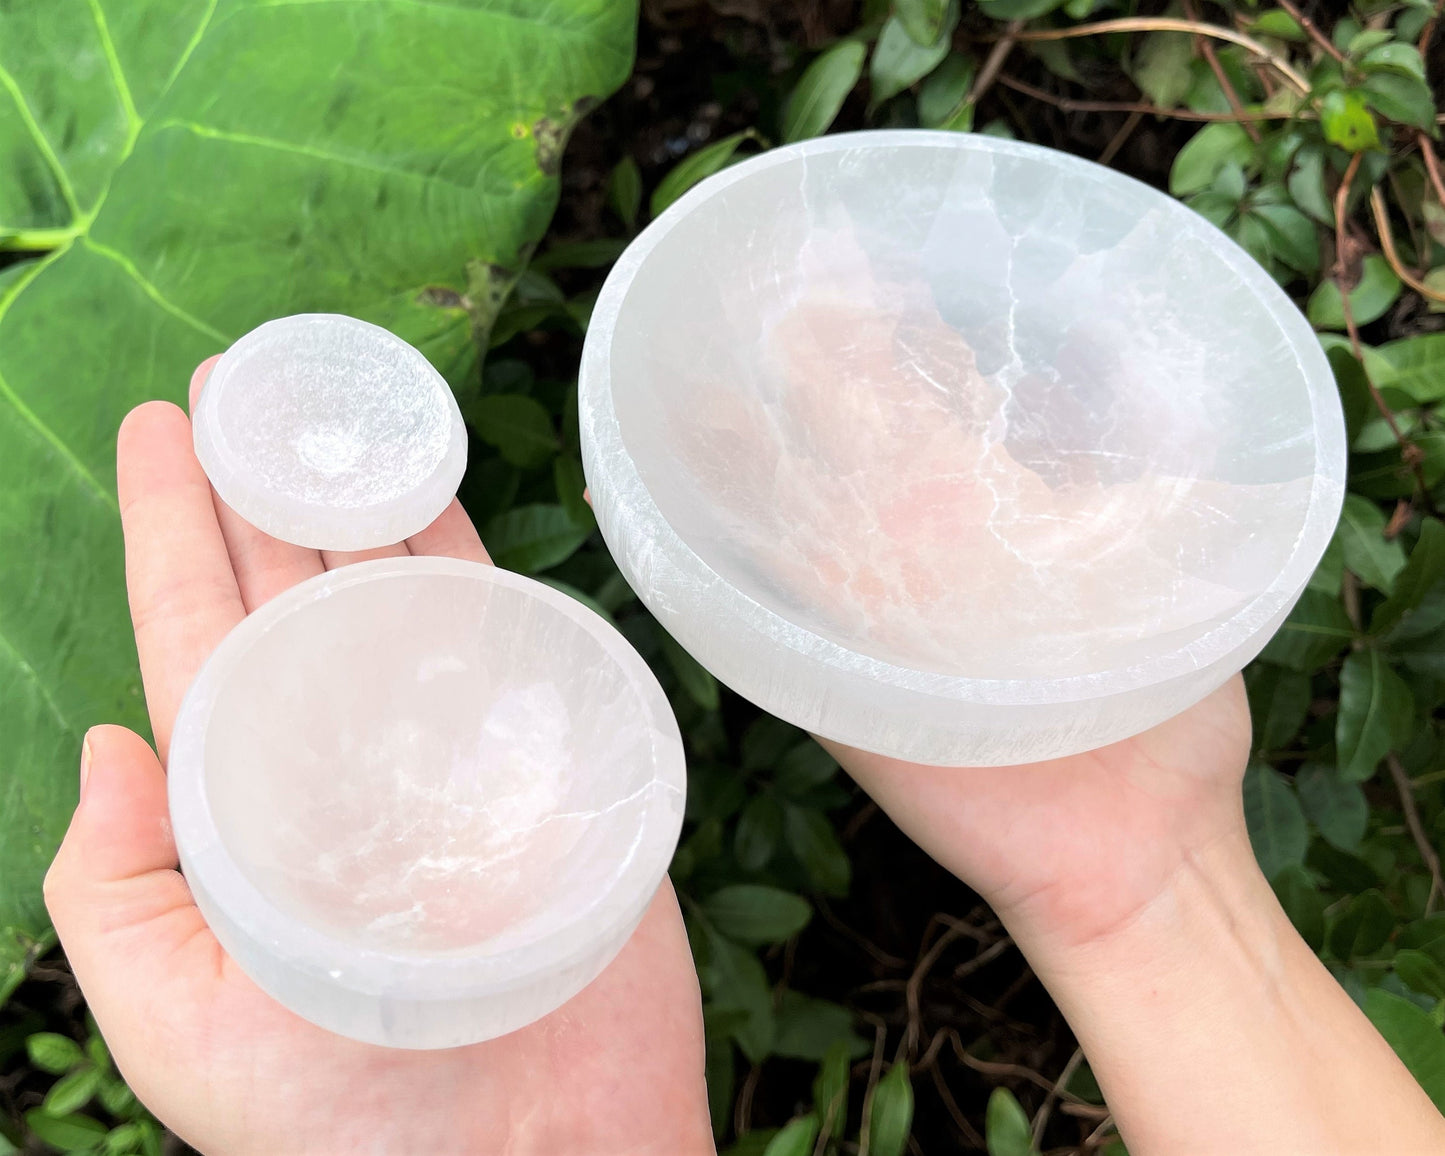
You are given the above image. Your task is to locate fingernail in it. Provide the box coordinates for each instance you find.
[79,731,93,798]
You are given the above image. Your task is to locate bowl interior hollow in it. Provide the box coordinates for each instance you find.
[200,566,667,958]
[603,134,1337,683]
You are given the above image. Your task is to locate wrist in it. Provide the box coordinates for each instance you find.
[986,810,1269,963]
[998,826,1445,1154]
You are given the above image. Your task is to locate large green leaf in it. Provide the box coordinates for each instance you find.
[0,0,635,989]
[1365,988,1445,1113]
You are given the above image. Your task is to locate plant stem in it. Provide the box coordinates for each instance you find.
[1009,17,1310,94]
[1371,185,1445,302]
[1388,753,1444,916]
[967,19,1024,107]
[1184,0,1261,142]
[995,74,1292,122]
[1031,1046,1085,1147]
[1275,0,1348,63]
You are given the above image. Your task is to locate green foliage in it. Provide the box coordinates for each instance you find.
[983,1086,1038,1156]
[650,130,764,217]
[20,1021,160,1154]
[13,0,1445,1149]
[1365,989,1445,1113]
[783,40,867,143]
[0,0,637,994]
[865,1061,913,1156]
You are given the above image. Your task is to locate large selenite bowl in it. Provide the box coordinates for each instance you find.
[168,557,685,1048]
[580,130,1346,767]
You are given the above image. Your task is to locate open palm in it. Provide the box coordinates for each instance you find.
[826,674,1253,951]
[43,362,713,1156]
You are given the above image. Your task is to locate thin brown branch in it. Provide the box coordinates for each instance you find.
[840,800,879,842]
[1373,184,1445,301]
[905,924,971,1055]
[947,1035,1095,1106]
[1010,17,1310,93]
[969,18,1025,106]
[915,1026,952,1073]
[817,897,909,970]
[928,1040,987,1149]
[1388,753,1445,915]
[1098,108,1144,165]
[1084,1114,1120,1151]
[935,910,1005,943]
[1388,168,1429,277]
[1274,0,1347,62]
[1419,132,1445,212]
[733,1062,761,1138]
[1031,1046,1085,1148]
[857,1017,888,1156]
[951,935,1014,982]
[995,74,1293,123]
[1333,151,1364,285]
[1420,0,1444,58]
[1343,570,1362,633]
[1330,156,1435,507]
[1387,498,1413,540]
[1185,0,1260,142]
[1060,1101,1113,1120]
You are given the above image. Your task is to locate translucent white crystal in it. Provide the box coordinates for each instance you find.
[167,557,685,1048]
[193,314,467,550]
[580,130,1346,766]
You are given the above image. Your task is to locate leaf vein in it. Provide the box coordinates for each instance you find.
[0,625,72,735]
[0,365,115,510]
[87,0,141,133]
[81,238,231,345]
[159,119,473,188]
[0,64,80,221]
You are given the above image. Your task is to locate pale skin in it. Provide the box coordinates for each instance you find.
[44,359,1445,1155]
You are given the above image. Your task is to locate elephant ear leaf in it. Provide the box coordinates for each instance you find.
[0,0,635,999]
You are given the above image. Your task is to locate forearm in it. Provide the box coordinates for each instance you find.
[1011,828,1445,1156]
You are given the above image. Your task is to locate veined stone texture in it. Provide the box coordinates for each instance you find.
[167,557,686,1048]
[193,314,467,551]
[580,131,1347,766]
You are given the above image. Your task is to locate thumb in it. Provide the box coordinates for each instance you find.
[44,724,200,981]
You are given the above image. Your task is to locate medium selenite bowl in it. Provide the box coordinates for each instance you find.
[580,130,1346,767]
[168,557,685,1048]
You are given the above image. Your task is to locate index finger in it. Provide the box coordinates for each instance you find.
[118,400,246,762]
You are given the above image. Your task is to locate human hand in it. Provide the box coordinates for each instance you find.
[43,361,713,1156]
[822,676,1253,954]
[830,681,1445,1154]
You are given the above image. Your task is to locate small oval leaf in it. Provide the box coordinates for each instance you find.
[783,40,866,143]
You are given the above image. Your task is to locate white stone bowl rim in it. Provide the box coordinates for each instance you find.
[193,314,468,552]
[579,128,1347,708]
[168,555,686,998]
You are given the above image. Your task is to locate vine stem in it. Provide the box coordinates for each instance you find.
[1009,18,1310,94]
[968,19,1025,106]
[1389,754,1444,915]
[1184,0,1260,142]
[1370,184,1445,303]
[1274,0,1347,63]
[1418,132,1445,211]
[1031,1047,1085,1147]
[1333,154,1438,513]
[995,74,1292,122]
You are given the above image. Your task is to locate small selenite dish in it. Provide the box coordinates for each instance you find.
[193,314,467,551]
